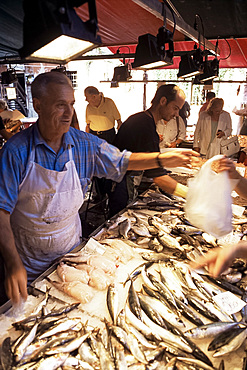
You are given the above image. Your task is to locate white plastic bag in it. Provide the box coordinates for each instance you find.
[185,155,233,238]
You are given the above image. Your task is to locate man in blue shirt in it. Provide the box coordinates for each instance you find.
[0,72,198,304]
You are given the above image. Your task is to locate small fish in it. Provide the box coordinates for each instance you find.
[119,218,132,239]
[127,331,148,364]
[14,322,39,362]
[45,332,90,355]
[38,317,82,339]
[128,279,142,320]
[34,353,69,370]
[107,283,119,324]
[132,223,151,237]
[78,341,100,367]
[185,322,240,339]
[208,326,247,352]
[213,327,247,357]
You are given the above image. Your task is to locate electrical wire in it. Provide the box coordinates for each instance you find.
[194,14,205,51]
[218,37,231,61]
[163,0,176,36]
[116,46,132,69]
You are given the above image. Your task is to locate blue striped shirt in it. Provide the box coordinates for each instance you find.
[0,122,131,213]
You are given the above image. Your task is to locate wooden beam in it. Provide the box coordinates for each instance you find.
[132,0,219,55]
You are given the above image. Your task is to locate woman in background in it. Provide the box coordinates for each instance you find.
[193,98,232,158]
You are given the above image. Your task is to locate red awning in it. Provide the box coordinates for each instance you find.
[75,0,247,69]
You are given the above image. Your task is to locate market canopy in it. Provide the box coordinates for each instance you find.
[0,0,246,68]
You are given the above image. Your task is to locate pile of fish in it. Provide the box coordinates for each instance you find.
[2,188,247,369]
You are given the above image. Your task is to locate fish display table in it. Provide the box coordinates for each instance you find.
[1,189,247,369]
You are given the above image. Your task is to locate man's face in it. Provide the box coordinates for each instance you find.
[34,83,75,137]
[159,93,185,122]
[85,93,99,107]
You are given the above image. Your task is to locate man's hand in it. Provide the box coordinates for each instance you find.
[190,241,247,277]
[217,157,241,179]
[5,260,28,304]
[159,150,200,168]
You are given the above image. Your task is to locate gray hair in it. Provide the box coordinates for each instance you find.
[0,99,7,111]
[31,72,73,100]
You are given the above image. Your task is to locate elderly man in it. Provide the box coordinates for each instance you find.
[84,86,122,143]
[109,84,190,217]
[84,86,122,200]
[0,72,198,304]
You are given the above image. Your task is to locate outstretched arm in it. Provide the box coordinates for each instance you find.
[0,209,27,304]
[127,150,200,171]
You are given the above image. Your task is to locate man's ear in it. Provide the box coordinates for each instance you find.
[33,98,41,114]
[160,96,167,106]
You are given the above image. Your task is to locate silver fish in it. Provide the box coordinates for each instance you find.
[38,317,81,339]
[185,322,240,339]
[44,332,90,355]
[78,340,100,367]
[119,218,132,239]
[126,331,148,364]
[213,327,247,357]
[132,223,151,237]
[138,293,185,329]
[34,352,69,370]
[176,356,215,370]
[107,283,119,324]
[141,309,192,353]
[14,322,39,362]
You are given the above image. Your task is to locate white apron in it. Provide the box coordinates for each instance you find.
[10,144,83,282]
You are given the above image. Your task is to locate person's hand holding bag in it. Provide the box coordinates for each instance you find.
[185,155,233,238]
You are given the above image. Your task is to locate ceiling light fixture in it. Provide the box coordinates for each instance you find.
[112,65,132,82]
[199,58,219,82]
[19,0,102,64]
[177,47,204,79]
[132,1,174,70]
[111,48,132,87]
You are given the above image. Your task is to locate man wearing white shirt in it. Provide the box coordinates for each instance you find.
[156,116,186,150]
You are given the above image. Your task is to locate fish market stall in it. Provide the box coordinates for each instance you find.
[1,189,247,369]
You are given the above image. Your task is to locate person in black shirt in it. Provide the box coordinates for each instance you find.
[109,84,190,217]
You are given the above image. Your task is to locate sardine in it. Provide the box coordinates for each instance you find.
[185,322,241,339]
[213,327,247,357]
[14,322,39,362]
[34,352,69,370]
[128,279,142,320]
[38,317,81,339]
[107,283,119,324]
[208,326,247,352]
[140,310,192,354]
[138,293,185,329]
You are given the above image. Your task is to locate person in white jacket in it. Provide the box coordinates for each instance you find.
[156,116,186,150]
[193,98,232,158]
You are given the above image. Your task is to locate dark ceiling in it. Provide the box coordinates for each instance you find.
[171,0,247,40]
[0,0,246,68]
